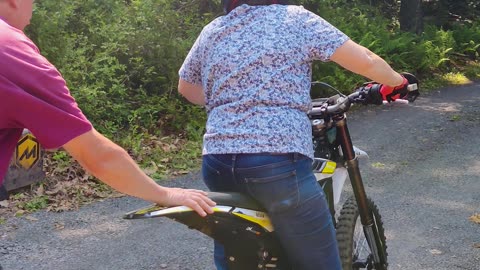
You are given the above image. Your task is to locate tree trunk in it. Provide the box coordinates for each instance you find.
[399,0,424,34]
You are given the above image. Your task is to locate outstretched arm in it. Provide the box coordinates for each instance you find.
[63,129,215,216]
[330,40,404,87]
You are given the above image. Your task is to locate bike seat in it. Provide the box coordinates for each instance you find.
[208,192,265,211]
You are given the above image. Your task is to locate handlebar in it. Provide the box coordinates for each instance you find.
[309,83,419,117]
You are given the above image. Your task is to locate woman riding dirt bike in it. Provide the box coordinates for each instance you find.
[128,1,420,269]
[125,76,420,270]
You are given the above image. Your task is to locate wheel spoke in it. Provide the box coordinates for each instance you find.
[353,218,370,261]
[336,196,388,270]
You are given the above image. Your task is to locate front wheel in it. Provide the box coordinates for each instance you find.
[336,196,388,270]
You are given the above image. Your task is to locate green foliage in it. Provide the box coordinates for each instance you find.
[417,26,456,71]
[21,0,480,177]
[20,196,49,211]
[424,0,480,22]
[464,62,480,79]
[450,22,480,58]
[27,0,214,138]
[52,151,70,162]
[307,1,479,91]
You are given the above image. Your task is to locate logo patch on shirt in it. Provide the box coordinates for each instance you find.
[15,134,40,170]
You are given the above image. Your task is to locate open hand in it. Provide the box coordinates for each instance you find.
[161,187,216,217]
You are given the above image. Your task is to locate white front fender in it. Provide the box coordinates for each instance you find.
[353,146,369,159]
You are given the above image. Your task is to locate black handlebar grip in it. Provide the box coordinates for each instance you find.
[401,72,419,85]
[400,72,420,102]
[355,83,383,105]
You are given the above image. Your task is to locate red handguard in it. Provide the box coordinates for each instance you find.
[379,77,409,102]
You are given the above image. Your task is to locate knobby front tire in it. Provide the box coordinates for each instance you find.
[336,196,388,270]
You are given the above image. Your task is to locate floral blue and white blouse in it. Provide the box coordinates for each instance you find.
[179,4,349,159]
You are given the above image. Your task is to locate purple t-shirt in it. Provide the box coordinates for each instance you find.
[0,18,92,184]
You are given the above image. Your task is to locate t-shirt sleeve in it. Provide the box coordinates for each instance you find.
[0,32,92,149]
[178,33,204,86]
[301,9,350,62]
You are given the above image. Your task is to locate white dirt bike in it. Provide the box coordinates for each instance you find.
[125,74,420,270]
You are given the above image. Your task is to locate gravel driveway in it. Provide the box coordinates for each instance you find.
[1,82,479,270]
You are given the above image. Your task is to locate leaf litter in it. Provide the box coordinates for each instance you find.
[1,135,201,218]
[469,213,480,225]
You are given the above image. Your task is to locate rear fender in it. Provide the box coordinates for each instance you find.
[124,204,273,234]
[124,204,285,269]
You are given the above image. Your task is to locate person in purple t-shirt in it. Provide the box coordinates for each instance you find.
[0,0,215,216]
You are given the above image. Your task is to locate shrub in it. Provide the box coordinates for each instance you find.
[27,0,215,138]
[25,0,479,151]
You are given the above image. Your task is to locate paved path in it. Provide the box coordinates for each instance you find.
[1,82,479,270]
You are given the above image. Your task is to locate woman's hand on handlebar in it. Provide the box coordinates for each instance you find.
[379,76,410,102]
[161,187,216,217]
[354,73,419,105]
[358,75,409,104]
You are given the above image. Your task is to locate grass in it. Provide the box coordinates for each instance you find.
[371,162,386,168]
[450,115,462,121]
[464,61,480,80]
[442,72,472,85]
[419,60,480,91]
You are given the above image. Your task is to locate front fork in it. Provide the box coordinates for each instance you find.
[335,116,387,268]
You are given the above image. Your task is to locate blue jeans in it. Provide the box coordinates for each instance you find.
[202,153,341,270]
